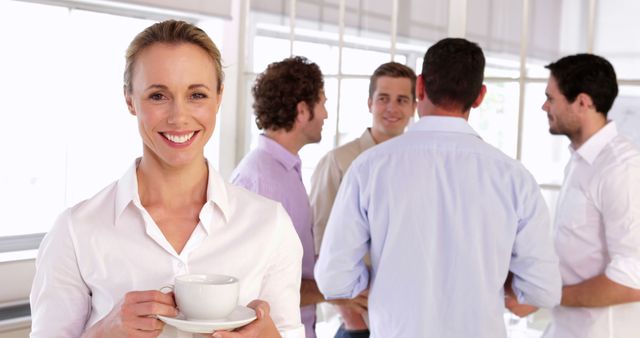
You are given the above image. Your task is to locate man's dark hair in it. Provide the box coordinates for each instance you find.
[369,62,417,101]
[421,38,485,112]
[252,56,324,131]
[545,53,618,116]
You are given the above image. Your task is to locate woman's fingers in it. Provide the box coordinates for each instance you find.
[125,290,176,307]
[120,290,178,332]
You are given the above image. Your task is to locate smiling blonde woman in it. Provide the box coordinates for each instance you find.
[30,20,304,338]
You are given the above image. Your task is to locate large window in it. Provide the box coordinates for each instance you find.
[0,1,225,240]
[0,2,148,238]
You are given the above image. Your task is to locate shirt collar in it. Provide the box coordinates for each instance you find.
[257,134,302,173]
[408,115,481,138]
[573,121,618,165]
[114,159,140,225]
[114,158,232,228]
[360,128,377,149]
[205,163,231,225]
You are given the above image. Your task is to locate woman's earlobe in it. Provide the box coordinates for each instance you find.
[124,95,136,116]
[126,102,136,116]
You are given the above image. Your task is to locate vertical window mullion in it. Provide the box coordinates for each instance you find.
[334,0,346,148]
[516,0,531,161]
[390,0,399,61]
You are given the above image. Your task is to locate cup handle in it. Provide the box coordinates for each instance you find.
[160,285,174,294]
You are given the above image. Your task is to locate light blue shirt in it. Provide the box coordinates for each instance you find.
[315,116,561,338]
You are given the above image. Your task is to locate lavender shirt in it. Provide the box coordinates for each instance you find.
[231,135,316,338]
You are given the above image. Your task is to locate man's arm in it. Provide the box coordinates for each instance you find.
[300,279,368,314]
[573,160,640,307]
[300,279,325,306]
[562,274,640,307]
[504,272,538,317]
[309,151,369,330]
[314,162,370,300]
[509,172,562,308]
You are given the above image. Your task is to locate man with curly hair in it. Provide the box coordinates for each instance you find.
[231,56,328,338]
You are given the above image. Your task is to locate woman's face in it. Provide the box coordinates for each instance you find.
[125,42,223,169]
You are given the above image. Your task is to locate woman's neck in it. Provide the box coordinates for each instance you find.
[136,155,209,209]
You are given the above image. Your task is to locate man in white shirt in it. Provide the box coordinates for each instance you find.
[315,38,561,338]
[309,62,416,338]
[540,54,640,338]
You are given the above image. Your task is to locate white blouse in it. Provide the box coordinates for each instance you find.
[30,160,305,338]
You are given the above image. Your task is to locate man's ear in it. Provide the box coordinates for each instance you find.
[471,84,487,108]
[367,97,373,112]
[575,92,595,112]
[124,86,136,116]
[416,75,426,101]
[296,101,310,122]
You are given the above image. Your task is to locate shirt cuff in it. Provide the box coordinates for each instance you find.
[605,255,640,289]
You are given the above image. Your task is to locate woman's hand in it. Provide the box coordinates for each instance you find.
[82,290,177,338]
[211,300,281,338]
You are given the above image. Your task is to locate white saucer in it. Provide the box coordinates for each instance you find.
[158,305,257,333]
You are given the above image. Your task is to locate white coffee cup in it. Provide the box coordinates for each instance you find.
[173,274,239,320]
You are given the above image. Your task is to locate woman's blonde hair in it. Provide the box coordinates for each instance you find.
[124,20,224,93]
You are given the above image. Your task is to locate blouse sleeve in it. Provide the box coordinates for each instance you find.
[259,204,305,338]
[30,209,92,338]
